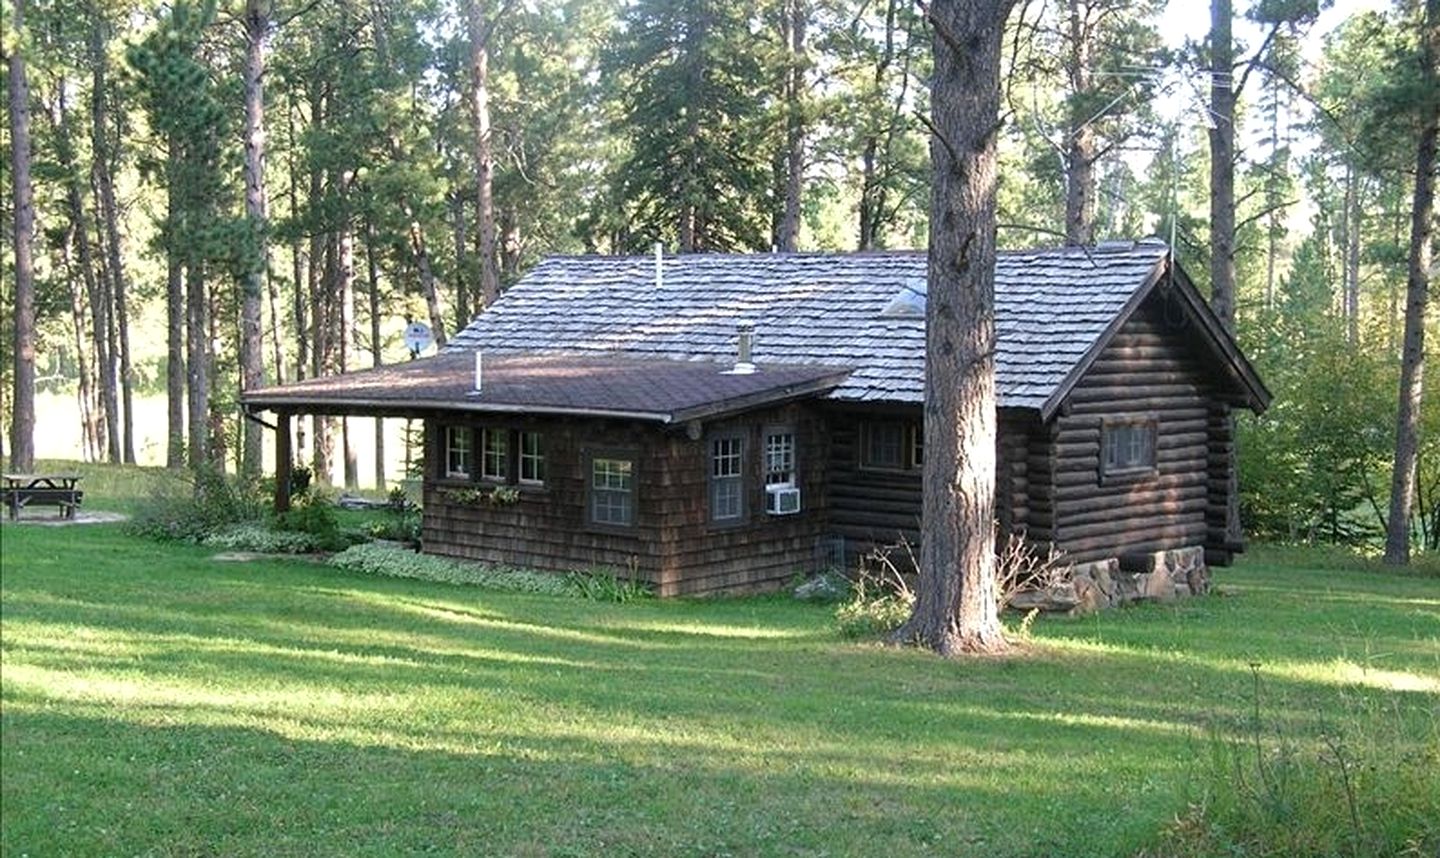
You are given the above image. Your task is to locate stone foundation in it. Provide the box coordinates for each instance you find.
[1011,546,1209,615]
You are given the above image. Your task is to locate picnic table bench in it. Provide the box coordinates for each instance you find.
[2,473,84,520]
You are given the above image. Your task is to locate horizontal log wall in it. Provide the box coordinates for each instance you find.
[421,403,829,597]
[1050,292,1221,564]
[825,404,1034,567]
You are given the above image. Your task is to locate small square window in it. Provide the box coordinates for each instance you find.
[1102,420,1156,476]
[862,422,905,469]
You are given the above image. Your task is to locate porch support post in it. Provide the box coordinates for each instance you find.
[275,409,293,513]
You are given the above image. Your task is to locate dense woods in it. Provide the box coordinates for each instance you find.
[1,0,1438,559]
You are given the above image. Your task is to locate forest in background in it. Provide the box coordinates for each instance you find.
[2,0,1438,553]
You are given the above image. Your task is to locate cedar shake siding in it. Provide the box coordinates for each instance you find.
[422,403,828,596]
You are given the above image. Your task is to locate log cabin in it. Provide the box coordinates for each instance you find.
[243,239,1270,596]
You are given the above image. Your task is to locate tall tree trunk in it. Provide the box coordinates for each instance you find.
[893,0,1013,656]
[1344,167,1361,346]
[777,0,806,252]
[450,191,469,326]
[289,93,308,387]
[1383,0,1440,566]
[858,137,883,250]
[90,13,134,465]
[1063,0,1095,246]
[166,248,186,469]
[240,0,271,478]
[365,219,385,490]
[62,226,100,460]
[56,85,115,461]
[412,214,447,346]
[340,223,358,490]
[1208,0,1243,550]
[499,205,521,283]
[1208,0,1236,329]
[186,262,210,468]
[312,233,334,486]
[466,0,500,307]
[6,0,36,472]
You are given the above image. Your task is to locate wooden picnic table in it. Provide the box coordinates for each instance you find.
[1,473,85,520]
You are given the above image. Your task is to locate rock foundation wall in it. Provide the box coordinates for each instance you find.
[1009,545,1209,615]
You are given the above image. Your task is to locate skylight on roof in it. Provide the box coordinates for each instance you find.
[879,277,927,318]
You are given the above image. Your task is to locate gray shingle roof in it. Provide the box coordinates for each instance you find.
[447,240,1171,410]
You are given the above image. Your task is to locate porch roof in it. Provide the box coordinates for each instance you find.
[242,351,852,425]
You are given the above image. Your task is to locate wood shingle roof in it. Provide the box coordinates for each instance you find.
[447,240,1173,411]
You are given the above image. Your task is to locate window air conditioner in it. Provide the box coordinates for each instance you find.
[765,485,801,515]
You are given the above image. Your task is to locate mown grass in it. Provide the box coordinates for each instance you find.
[2,464,1437,856]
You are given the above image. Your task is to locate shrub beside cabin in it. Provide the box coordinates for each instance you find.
[244,240,1270,597]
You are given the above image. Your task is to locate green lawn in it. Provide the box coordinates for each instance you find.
[2,471,1437,856]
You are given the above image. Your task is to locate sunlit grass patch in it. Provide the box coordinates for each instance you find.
[3,501,1439,856]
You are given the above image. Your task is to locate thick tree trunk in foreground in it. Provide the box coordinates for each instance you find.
[240,0,272,478]
[7,0,37,474]
[466,0,500,308]
[1383,0,1440,566]
[892,0,1012,656]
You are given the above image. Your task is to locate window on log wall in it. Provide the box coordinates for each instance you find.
[860,421,922,471]
[519,431,545,485]
[1101,418,1157,479]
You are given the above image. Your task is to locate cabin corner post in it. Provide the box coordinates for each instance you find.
[275,409,293,513]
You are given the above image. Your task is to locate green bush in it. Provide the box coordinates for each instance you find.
[272,496,354,552]
[328,543,578,596]
[128,467,267,543]
[835,592,912,638]
[202,523,325,554]
[566,569,653,603]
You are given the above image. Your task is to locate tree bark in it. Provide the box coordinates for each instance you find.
[411,214,447,346]
[892,0,1013,656]
[777,0,806,252]
[365,219,385,491]
[1063,0,1095,246]
[1208,0,1236,329]
[466,0,500,307]
[451,190,469,325]
[240,0,272,478]
[55,85,115,462]
[90,13,134,465]
[340,223,358,490]
[61,225,100,460]
[1343,167,1361,346]
[166,249,186,469]
[7,0,37,473]
[186,261,210,468]
[1383,0,1440,566]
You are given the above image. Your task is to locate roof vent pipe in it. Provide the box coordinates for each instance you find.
[654,242,663,289]
[474,350,483,394]
[730,323,757,375]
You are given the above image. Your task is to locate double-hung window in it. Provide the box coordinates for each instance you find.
[444,426,473,478]
[764,431,796,488]
[591,456,634,526]
[519,431,545,484]
[710,435,746,522]
[480,428,509,481]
